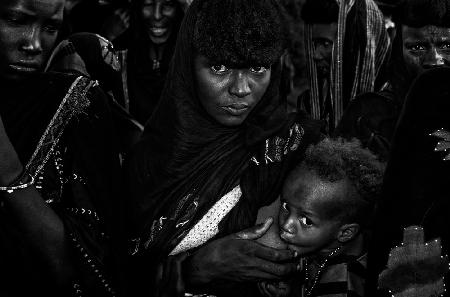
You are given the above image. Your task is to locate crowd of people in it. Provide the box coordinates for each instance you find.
[0,0,449,296]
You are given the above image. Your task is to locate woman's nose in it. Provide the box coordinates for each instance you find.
[229,71,251,98]
[153,3,163,21]
[20,27,43,56]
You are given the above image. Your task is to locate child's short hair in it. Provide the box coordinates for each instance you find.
[292,138,385,227]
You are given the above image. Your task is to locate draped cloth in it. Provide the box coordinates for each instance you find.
[305,0,390,130]
[126,0,321,267]
[0,73,122,297]
[366,67,450,296]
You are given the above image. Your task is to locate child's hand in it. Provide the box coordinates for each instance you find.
[257,281,291,297]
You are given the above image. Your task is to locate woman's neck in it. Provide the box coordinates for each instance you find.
[149,43,167,62]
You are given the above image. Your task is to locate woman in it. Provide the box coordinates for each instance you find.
[366,67,450,296]
[114,0,185,125]
[125,0,321,296]
[0,0,122,296]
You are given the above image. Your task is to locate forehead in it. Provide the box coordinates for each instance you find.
[402,25,450,42]
[311,22,338,41]
[283,170,346,216]
[0,0,64,18]
[143,0,175,4]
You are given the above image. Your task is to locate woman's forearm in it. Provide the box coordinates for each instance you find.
[0,137,75,287]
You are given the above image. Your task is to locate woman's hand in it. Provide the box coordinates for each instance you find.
[184,218,299,287]
[258,281,291,297]
[155,252,190,297]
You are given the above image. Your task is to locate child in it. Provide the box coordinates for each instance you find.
[258,138,385,297]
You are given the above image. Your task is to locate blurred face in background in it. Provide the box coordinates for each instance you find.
[311,22,337,79]
[141,0,178,45]
[0,0,64,81]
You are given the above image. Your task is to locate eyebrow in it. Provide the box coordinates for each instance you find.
[281,199,315,217]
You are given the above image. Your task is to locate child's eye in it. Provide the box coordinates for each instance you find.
[211,65,228,74]
[249,66,268,74]
[281,201,288,212]
[299,216,313,227]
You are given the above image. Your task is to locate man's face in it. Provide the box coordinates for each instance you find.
[402,25,450,77]
[311,22,338,78]
[141,0,178,45]
[0,0,64,82]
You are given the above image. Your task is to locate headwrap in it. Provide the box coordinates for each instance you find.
[126,0,320,259]
[305,0,390,130]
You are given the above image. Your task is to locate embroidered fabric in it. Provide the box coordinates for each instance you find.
[169,185,242,255]
[251,123,304,165]
[24,76,92,179]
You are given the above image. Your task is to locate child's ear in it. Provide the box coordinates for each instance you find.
[337,223,360,243]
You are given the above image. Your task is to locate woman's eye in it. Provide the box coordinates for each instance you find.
[299,216,313,227]
[44,25,59,34]
[249,66,267,74]
[409,44,426,51]
[211,65,228,74]
[441,43,450,50]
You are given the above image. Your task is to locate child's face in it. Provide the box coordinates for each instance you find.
[278,169,347,256]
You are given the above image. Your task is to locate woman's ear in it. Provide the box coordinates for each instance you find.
[337,223,360,243]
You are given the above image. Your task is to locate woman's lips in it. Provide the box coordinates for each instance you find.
[9,63,40,73]
[221,103,250,116]
[149,27,168,37]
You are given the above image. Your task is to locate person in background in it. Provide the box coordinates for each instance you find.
[298,0,390,135]
[336,0,450,160]
[0,0,122,296]
[114,0,186,125]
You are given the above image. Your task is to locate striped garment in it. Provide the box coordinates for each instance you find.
[304,253,367,297]
[304,0,390,131]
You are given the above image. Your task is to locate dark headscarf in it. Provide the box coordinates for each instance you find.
[126,0,319,258]
[367,67,450,296]
[46,32,121,93]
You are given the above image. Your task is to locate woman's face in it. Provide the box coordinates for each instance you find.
[194,54,271,127]
[0,0,64,81]
[141,0,178,45]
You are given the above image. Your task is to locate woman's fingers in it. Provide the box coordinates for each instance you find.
[173,253,189,297]
[253,244,297,262]
[252,257,297,278]
[235,217,273,240]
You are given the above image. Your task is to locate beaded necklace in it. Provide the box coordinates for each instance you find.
[303,246,342,297]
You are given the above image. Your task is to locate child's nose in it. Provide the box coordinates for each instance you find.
[279,219,296,240]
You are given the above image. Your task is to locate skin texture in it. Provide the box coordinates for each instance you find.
[311,22,338,78]
[0,0,64,81]
[194,54,272,126]
[402,25,450,78]
[278,169,348,257]
[141,0,178,45]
